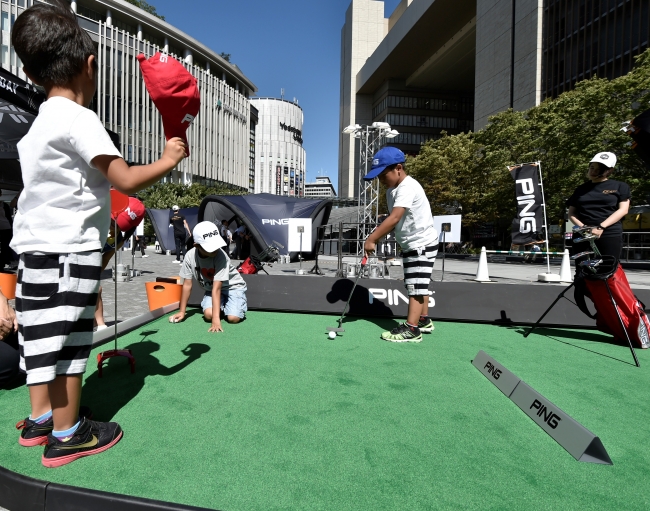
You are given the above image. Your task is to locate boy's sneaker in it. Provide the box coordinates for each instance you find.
[172,260,181,264]
[418,318,435,333]
[381,323,422,343]
[16,406,93,447]
[42,417,122,468]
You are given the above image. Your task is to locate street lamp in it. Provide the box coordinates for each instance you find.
[341,122,399,254]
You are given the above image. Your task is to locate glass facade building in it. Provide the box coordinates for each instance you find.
[543,0,650,99]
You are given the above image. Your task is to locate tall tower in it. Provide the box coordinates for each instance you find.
[338,0,387,198]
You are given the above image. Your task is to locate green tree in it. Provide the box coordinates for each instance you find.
[124,0,165,21]
[137,182,247,236]
[408,49,650,242]
[219,52,231,63]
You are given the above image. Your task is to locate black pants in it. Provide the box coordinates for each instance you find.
[0,332,19,388]
[132,237,146,256]
[0,229,12,267]
[174,235,186,260]
[571,234,622,259]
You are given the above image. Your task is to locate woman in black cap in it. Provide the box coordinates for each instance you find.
[566,152,630,258]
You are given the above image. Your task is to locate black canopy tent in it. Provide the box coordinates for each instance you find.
[0,67,121,189]
[198,194,333,260]
[0,67,45,190]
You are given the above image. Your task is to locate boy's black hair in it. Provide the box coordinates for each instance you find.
[12,0,97,87]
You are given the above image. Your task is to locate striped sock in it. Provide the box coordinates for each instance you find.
[30,410,52,424]
[53,421,80,442]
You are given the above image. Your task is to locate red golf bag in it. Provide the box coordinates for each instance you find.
[237,256,263,275]
[574,256,650,349]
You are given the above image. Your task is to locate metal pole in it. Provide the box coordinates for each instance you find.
[113,218,118,350]
[131,233,135,278]
[337,221,343,277]
[537,161,551,274]
[439,230,446,282]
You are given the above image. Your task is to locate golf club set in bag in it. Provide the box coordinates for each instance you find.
[527,226,650,366]
[236,241,284,275]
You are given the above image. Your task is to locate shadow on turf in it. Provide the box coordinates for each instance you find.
[83,337,210,421]
[325,279,400,329]
[511,326,638,366]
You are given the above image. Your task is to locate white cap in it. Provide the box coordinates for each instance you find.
[193,221,226,253]
[590,152,617,168]
[172,205,179,211]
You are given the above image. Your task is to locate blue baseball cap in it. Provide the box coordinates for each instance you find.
[363,147,405,180]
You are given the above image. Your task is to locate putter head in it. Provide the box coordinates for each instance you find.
[571,251,594,260]
[326,327,345,332]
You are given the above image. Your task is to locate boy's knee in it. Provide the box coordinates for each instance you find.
[225,315,242,324]
[203,309,212,321]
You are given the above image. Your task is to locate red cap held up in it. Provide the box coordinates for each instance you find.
[112,197,146,232]
[136,52,200,156]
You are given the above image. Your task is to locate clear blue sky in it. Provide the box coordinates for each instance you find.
[150,0,401,191]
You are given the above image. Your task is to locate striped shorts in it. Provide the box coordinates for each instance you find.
[15,251,101,386]
[402,242,439,296]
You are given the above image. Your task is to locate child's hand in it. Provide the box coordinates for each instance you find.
[169,312,185,323]
[208,320,223,333]
[364,240,376,257]
[162,137,187,166]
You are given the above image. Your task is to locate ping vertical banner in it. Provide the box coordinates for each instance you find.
[510,164,544,245]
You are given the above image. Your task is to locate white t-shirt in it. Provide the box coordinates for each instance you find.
[180,247,246,293]
[10,96,122,254]
[386,175,438,250]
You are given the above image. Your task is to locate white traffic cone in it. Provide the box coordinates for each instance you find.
[474,246,491,282]
[559,249,573,283]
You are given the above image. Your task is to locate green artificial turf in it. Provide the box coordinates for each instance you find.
[1,311,649,510]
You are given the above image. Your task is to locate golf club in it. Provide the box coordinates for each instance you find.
[327,255,368,335]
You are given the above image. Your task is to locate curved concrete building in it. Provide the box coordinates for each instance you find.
[249,98,306,197]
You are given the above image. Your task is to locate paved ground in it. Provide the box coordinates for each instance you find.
[92,246,650,326]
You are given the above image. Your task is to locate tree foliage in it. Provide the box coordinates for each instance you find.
[137,182,247,236]
[407,49,650,235]
[138,182,246,210]
[124,0,165,21]
[219,52,231,63]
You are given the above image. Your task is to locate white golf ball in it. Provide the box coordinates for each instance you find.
[328,331,337,339]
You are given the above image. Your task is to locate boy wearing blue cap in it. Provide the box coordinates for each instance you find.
[363,147,438,342]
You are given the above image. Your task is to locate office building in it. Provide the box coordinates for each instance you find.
[249,97,306,197]
[339,0,650,198]
[305,176,337,199]
[1,0,257,190]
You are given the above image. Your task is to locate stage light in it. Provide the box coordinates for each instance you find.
[371,122,390,129]
[385,129,399,139]
[342,124,361,134]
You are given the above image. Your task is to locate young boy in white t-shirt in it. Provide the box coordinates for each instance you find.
[170,221,247,331]
[11,0,186,467]
[364,147,438,342]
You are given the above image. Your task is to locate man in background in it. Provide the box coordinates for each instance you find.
[169,205,191,264]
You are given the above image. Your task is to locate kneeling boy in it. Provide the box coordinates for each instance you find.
[170,221,247,332]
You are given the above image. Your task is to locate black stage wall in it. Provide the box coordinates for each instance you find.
[188,275,650,328]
